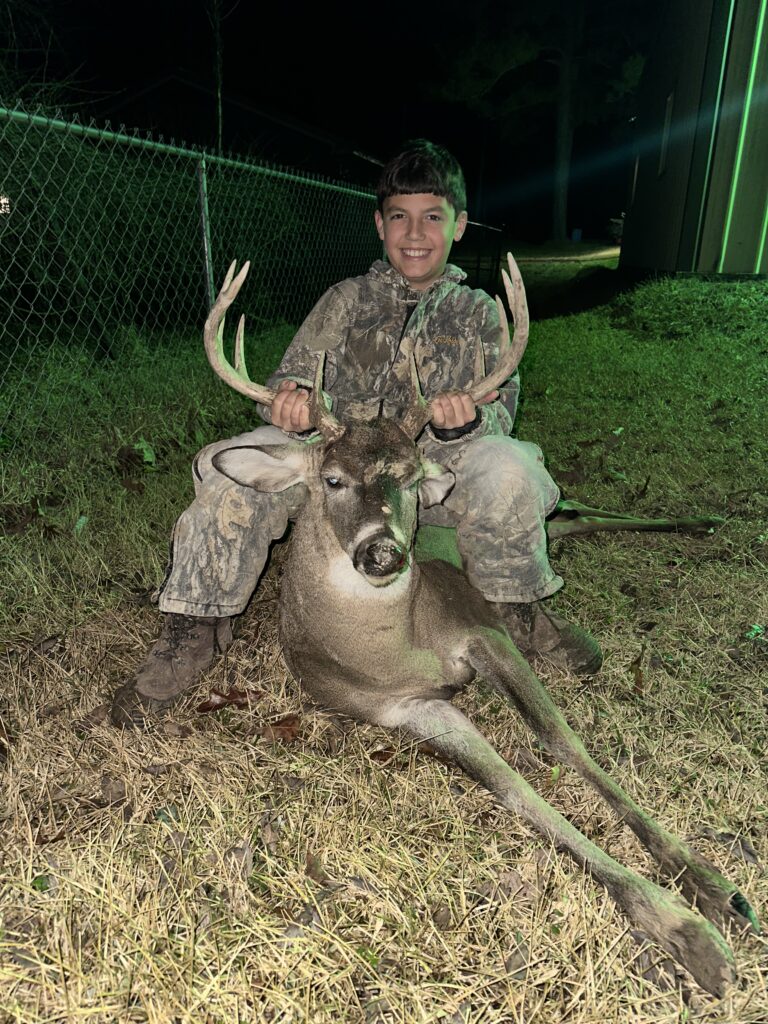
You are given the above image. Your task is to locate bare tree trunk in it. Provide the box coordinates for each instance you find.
[552,1,584,241]
[206,0,224,155]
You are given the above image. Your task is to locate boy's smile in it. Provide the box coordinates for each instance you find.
[375,193,467,291]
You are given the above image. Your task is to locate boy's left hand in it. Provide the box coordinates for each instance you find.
[430,390,499,430]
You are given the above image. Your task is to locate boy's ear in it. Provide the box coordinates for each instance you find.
[453,211,468,242]
[374,209,385,240]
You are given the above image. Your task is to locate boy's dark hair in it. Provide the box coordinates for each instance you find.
[376,139,467,215]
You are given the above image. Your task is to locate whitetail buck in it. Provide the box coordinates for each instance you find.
[203,257,758,997]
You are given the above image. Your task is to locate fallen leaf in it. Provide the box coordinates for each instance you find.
[725,646,746,664]
[224,839,255,880]
[37,699,71,722]
[275,772,304,792]
[29,635,65,659]
[637,621,658,633]
[369,747,397,764]
[72,703,110,732]
[632,474,651,500]
[120,477,145,494]
[305,852,335,887]
[196,686,264,713]
[99,775,127,806]
[34,826,67,845]
[115,445,144,473]
[259,713,301,743]
[504,933,531,980]
[142,760,186,777]
[154,805,181,826]
[163,721,193,739]
[630,643,646,694]
[158,830,190,890]
[470,868,530,907]
[261,819,280,855]
[443,1002,472,1024]
[282,902,322,940]
[417,740,453,765]
[8,945,44,970]
[556,463,588,486]
[694,828,760,865]
[431,904,452,930]
[348,876,378,895]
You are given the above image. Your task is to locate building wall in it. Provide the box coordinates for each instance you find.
[621,0,768,276]
[698,0,768,272]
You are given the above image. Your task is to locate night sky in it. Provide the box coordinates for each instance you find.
[29,0,665,239]
[59,0,464,151]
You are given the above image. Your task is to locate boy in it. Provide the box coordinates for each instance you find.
[111,140,601,728]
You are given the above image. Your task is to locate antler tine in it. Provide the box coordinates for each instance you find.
[309,352,345,441]
[468,252,529,401]
[400,352,432,440]
[204,260,277,406]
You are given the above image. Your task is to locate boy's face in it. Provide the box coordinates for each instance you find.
[375,193,467,291]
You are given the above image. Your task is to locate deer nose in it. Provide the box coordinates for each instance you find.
[353,531,407,578]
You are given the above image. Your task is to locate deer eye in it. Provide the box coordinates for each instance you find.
[324,475,342,488]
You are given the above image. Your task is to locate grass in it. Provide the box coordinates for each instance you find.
[1,269,767,1022]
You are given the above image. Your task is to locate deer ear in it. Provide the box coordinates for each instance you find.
[418,459,455,508]
[213,444,308,492]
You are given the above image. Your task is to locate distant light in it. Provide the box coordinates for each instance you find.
[0,195,10,214]
[353,150,384,166]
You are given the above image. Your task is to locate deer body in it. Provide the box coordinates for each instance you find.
[206,259,758,998]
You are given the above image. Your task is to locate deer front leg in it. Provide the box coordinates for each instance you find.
[467,630,760,939]
[377,696,735,997]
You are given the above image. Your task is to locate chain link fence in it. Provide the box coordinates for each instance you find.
[0,106,505,460]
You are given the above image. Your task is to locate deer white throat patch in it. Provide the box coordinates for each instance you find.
[326,553,411,600]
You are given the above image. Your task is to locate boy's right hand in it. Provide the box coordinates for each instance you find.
[271,379,312,432]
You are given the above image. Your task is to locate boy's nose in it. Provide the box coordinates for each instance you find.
[406,219,425,239]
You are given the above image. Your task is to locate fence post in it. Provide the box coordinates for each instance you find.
[197,155,215,308]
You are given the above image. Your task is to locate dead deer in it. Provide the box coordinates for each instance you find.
[203,257,759,997]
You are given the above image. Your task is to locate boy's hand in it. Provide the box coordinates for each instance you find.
[271,379,312,432]
[430,390,498,430]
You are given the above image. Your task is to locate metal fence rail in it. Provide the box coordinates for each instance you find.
[0,107,504,457]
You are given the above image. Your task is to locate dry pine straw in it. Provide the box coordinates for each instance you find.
[1,538,767,1024]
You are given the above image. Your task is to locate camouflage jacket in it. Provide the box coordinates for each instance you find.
[261,260,520,441]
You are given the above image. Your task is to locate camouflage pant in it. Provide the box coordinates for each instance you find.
[158,426,562,617]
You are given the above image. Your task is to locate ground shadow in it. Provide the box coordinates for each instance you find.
[524,264,643,320]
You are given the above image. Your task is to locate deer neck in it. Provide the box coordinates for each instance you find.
[282,504,419,636]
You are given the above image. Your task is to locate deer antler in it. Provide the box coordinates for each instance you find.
[399,351,433,440]
[468,252,529,401]
[400,252,530,440]
[309,352,346,442]
[205,261,344,440]
[204,261,277,406]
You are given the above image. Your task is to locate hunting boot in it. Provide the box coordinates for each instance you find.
[499,601,603,678]
[110,613,233,728]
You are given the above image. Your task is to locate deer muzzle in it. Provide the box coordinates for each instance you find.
[353,531,408,580]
